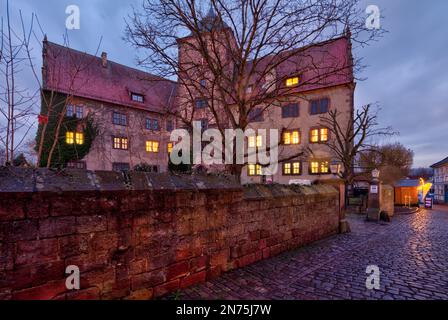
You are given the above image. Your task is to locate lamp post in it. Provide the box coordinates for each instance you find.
[367,168,381,221]
[329,160,350,233]
[330,160,341,177]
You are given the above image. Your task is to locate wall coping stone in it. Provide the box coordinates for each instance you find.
[0,167,338,198]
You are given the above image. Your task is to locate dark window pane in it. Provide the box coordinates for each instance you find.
[112,163,130,172]
[75,106,83,118]
[166,120,173,132]
[249,108,263,122]
[283,103,299,118]
[146,118,151,130]
[153,119,159,131]
[292,103,299,117]
[67,105,74,117]
[195,99,207,109]
[320,99,329,113]
[200,119,208,130]
[113,112,120,124]
[311,101,318,115]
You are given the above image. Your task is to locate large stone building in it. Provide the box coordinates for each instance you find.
[40,38,177,172]
[39,9,354,184]
[431,156,448,203]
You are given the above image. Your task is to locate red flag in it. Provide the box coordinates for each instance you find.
[38,114,49,124]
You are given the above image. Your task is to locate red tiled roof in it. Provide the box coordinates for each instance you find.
[248,36,353,92]
[43,35,352,113]
[43,41,177,113]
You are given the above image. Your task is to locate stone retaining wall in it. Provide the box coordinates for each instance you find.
[0,167,339,300]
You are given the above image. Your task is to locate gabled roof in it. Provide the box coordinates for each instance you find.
[42,40,177,113]
[431,156,448,168]
[247,36,353,93]
[395,179,421,188]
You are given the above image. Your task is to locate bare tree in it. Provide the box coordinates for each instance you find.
[0,0,38,165]
[125,0,382,178]
[359,142,414,184]
[319,103,396,194]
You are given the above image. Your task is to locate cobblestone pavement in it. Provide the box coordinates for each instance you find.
[180,206,448,300]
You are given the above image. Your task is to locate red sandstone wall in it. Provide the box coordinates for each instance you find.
[0,169,339,300]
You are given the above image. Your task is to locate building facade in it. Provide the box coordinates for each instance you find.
[40,39,177,172]
[431,156,448,203]
[39,9,354,184]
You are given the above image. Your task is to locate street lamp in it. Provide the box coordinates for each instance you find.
[371,168,380,180]
[330,160,341,176]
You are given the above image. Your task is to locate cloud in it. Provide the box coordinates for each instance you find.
[2,0,446,167]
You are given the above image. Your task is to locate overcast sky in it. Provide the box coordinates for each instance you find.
[2,0,447,167]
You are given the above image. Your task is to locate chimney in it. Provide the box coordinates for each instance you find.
[101,52,107,67]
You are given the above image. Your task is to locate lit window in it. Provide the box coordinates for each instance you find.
[66,132,74,144]
[283,132,291,145]
[121,138,128,150]
[320,161,329,174]
[248,164,262,176]
[286,77,299,87]
[292,131,299,144]
[113,137,128,150]
[293,162,300,175]
[167,142,173,153]
[283,162,301,175]
[131,93,144,103]
[113,137,121,149]
[146,141,159,153]
[311,161,319,174]
[310,129,319,143]
[283,130,300,145]
[75,132,84,145]
[283,163,291,175]
[248,136,263,148]
[310,161,330,174]
[310,128,329,143]
[320,128,328,142]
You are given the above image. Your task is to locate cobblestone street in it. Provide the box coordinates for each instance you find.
[180,206,448,300]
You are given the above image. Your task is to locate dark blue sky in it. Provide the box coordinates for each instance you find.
[4,0,448,167]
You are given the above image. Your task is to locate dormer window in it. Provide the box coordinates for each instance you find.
[285,76,299,87]
[131,93,144,103]
[195,99,207,109]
